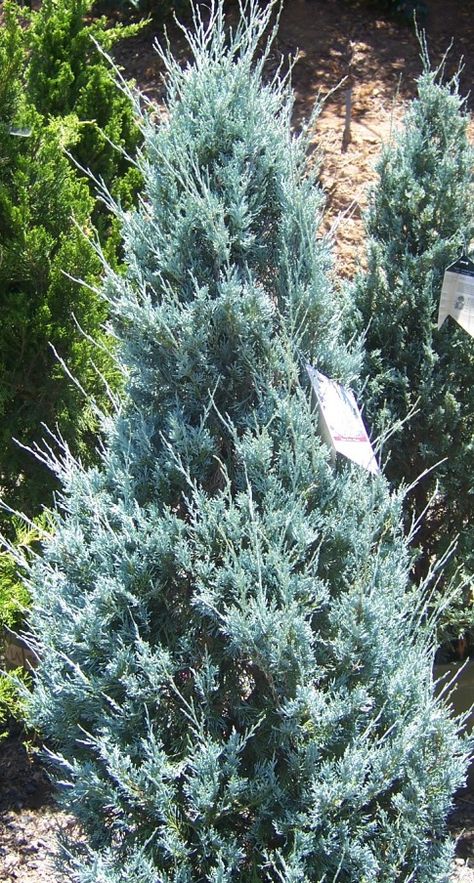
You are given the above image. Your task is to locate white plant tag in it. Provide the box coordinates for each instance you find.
[9,127,32,138]
[437,255,474,338]
[306,365,379,475]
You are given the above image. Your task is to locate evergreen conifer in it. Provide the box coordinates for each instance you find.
[26,6,466,881]
[0,0,137,729]
[0,2,117,523]
[26,0,143,235]
[351,49,474,637]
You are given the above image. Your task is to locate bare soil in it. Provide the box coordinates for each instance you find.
[114,0,474,276]
[2,0,474,879]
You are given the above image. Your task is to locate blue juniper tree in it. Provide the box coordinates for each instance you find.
[350,47,474,639]
[24,5,466,881]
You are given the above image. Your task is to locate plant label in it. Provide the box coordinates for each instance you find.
[9,127,32,138]
[306,365,379,475]
[438,255,474,338]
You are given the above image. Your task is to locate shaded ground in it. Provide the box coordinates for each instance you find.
[0,735,73,882]
[2,0,474,879]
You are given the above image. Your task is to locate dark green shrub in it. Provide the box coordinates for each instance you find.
[0,521,32,634]
[0,517,47,739]
[0,3,120,523]
[357,0,428,21]
[0,0,141,728]
[96,0,190,19]
[25,0,144,242]
[0,669,31,740]
[381,0,427,20]
[0,113,115,520]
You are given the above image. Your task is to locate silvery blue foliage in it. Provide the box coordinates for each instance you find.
[26,5,466,881]
[350,45,474,636]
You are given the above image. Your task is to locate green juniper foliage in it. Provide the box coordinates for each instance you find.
[350,48,474,636]
[25,0,143,243]
[0,517,47,739]
[0,667,30,739]
[0,2,118,524]
[26,5,465,881]
[0,519,35,635]
[0,0,135,728]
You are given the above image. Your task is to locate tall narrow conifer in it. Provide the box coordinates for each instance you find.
[26,6,466,881]
[351,49,474,636]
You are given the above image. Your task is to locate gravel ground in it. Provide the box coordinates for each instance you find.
[0,806,75,883]
[450,792,474,881]
[453,861,474,883]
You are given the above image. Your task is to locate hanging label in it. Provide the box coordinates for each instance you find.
[9,127,32,138]
[306,365,380,475]
[437,254,474,338]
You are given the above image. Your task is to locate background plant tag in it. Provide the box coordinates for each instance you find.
[437,254,474,337]
[306,365,379,475]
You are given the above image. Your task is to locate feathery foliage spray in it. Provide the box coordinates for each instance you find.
[25,6,466,881]
[351,46,474,639]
